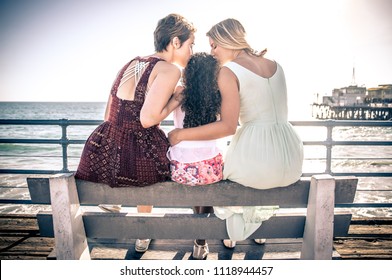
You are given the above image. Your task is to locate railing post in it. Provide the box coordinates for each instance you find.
[59,119,69,173]
[325,120,333,174]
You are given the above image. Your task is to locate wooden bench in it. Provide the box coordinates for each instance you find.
[27,173,358,260]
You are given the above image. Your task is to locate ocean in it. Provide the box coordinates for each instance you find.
[0,102,391,217]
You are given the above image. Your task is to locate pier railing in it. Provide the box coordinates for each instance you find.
[0,119,391,177]
[0,119,391,209]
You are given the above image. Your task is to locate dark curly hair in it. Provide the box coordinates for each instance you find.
[182,52,221,128]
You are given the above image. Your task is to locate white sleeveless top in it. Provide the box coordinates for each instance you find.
[167,107,222,163]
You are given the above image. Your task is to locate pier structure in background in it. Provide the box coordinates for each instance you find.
[313,84,392,120]
[312,104,392,120]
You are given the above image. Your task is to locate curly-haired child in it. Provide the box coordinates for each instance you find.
[167,52,222,259]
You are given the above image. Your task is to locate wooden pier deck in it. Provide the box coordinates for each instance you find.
[1,214,391,260]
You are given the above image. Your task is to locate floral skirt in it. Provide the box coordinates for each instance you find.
[170,154,223,186]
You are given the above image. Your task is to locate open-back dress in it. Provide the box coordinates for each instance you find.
[75,57,170,187]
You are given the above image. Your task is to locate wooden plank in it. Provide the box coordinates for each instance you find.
[334,176,358,204]
[27,174,357,207]
[333,214,353,236]
[348,225,392,237]
[1,237,54,253]
[0,255,49,260]
[351,217,392,225]
[336,254,392,259]
[0,233,54,260]
[77,178,311,207]
[0,216,39,233]
[36,211,54,237]
[37,212,351,239]
[26,177,51,204]
[335,239,392,249]
[81,214,305,239]
[36,212,351,239]
[334,239,392,259]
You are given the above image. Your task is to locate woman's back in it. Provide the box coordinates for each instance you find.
[223,60,303,189]
[224,60,288,125]
[75,57,171,187]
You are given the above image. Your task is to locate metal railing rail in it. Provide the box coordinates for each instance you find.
[1,119,391,176]
[1,119,391,208]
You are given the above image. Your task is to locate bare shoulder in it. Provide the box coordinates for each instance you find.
[218,65,238,84]
[257,54,275,66]
[220,65,237,78]
[155,60,181,78]
[157,60,180,71]
[218,65,239,92]
[258,56,278,78]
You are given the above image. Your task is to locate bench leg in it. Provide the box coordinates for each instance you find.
[300,174,335,260]
[49,173,90,260]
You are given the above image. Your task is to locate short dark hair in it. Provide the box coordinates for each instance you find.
[154,14,196,52]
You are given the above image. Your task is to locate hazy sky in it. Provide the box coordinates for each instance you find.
[1,0,391,119]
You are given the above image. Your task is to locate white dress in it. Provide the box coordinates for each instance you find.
[222,61,303,189]
[214,61,303,241]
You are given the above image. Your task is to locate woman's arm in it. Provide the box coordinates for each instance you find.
[168,66,240,145]
[140,63,182,128]
[103,94,113,122]
[163,85,183,116]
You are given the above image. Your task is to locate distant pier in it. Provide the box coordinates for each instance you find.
[312,104,392,120]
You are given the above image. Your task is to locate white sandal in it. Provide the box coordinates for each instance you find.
[135,239,151,252]
[254,238,266,244]
[223,239,236,248]
[192,240,209,260]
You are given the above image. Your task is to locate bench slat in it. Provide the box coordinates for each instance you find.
[27,177,50,204]
[27,175,358,207]
[36,212,352,240]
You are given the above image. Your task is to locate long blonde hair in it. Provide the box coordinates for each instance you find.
[206,18,267,57]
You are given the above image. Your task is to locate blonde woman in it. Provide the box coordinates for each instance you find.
[168,18,303,248]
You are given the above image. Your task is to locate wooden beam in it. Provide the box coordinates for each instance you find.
[301,174,335,259]
[49,174,90,260]
[27,175,357,206]
[36,211,352,239]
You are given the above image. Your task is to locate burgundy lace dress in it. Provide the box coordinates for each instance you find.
[75,57,170,187]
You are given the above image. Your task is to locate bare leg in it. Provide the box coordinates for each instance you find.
[137,205,153,213]
[193,206,213,245]
[134,205,153,253]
